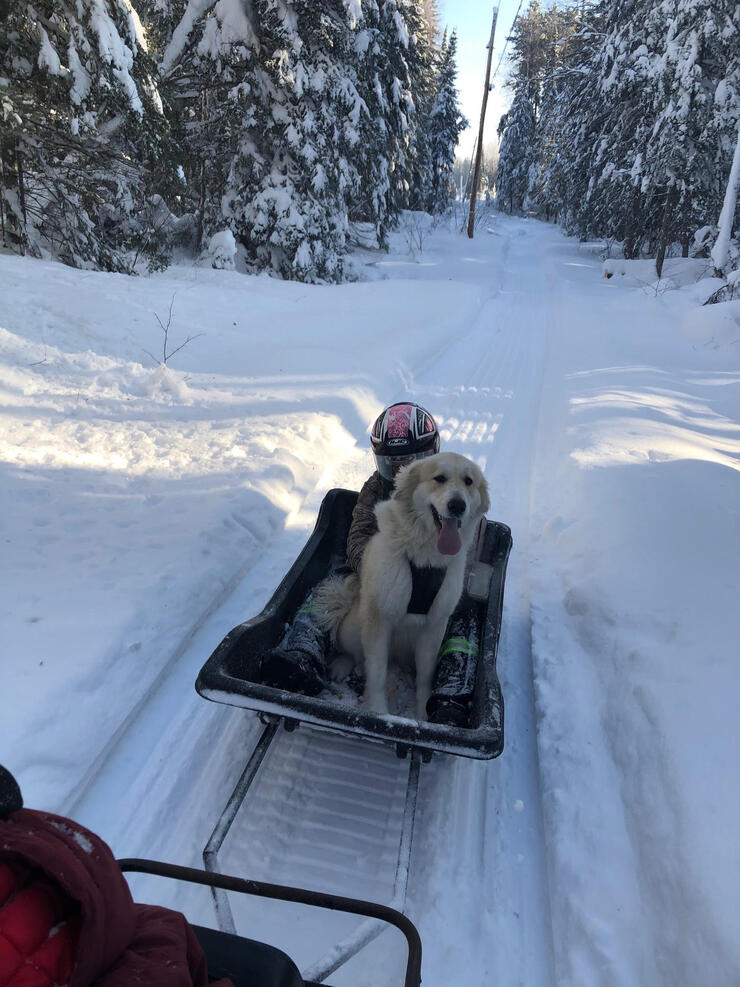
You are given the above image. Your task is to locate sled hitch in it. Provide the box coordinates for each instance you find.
[118,856,421,987]
[202,715,424,984]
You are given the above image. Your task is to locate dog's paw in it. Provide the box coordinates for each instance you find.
[363,693,390,716]
[329,655,355,683]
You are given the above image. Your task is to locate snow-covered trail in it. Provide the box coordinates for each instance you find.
[404,220,557,987]
[53,216,554,984]
[4,212,738,986]
[64,217,559,985]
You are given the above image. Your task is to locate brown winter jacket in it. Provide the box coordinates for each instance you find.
[345,471,394,572]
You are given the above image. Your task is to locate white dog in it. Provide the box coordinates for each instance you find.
[317,451,489,720]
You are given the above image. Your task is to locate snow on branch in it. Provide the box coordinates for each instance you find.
[711,119,740,276]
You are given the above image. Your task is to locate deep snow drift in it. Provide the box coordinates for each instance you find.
[1,213,738,986]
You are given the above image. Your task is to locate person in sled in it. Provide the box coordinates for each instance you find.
[261,402,482,725]
[347,401,441,571]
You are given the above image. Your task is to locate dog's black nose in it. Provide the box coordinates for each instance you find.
[447,496,466,518]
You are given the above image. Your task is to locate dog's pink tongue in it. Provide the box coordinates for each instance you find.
[438,517,462,555]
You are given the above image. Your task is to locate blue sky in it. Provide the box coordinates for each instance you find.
[437,0,521,158]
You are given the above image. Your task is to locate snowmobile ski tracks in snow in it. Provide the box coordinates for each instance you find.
[197,488,512,760]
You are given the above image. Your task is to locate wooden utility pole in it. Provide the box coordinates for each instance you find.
[467,6,499,238]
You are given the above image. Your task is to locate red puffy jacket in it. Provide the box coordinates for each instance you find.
[0,808,232,987]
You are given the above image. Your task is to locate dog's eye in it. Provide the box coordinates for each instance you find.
[464,476,473,486]
[434,474,446,484]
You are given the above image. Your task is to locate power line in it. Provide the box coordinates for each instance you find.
[490,0,525,85]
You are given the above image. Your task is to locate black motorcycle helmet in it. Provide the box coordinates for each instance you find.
[370,402,440,481]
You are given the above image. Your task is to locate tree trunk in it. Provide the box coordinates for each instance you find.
[15,149,27,224]
[711,118,740,275]
[655,189,678,279]
[0,149,7,247]
[655,241,666,279]
[623,184,644,260]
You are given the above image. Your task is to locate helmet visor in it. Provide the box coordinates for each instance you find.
[375,448,435,481]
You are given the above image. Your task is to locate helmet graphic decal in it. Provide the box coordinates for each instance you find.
[370,403,440,480]
[417,407,436,437]
[387,403,413,439]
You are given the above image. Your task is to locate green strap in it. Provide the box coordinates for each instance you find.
[438,636,478,659]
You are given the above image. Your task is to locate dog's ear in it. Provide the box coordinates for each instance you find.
[475,465,491,516]
[392,458,423,510]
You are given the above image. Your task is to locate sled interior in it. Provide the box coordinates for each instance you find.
[196,489,512,759]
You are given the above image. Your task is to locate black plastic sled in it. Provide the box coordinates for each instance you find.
[197,488,512,760]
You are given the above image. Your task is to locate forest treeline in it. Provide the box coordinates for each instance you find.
[0,0,466,281]
[496,0,740,274]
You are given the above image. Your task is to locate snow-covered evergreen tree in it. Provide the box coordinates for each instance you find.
[137,0,185,53]
[492,0,740,266]
[141,0,443,280]
[0,0,461,281]
[349,0,416,244]
[580,0,658,256]
[523,3,583,223]
[636,0,739,271]
[223,0,364,282]
[504,0,566,120]
[421,0,441,41]
[0,0,178,270]
[426,30,467,213]
[394,0,437,212]
[142,0,259,248]
[496,87,536,214]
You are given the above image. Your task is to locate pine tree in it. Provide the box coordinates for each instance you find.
[397,0,437,212]
[638,0,739,272]
[523,3,583,223]
[0,0,178,270]
[505,0,563,120]
[136,0,185,53]
[223,0,364,282]
[138,0,258,250]
[421,0,441,41]
[426,30,467,213]
[560,5,609,237]
[1,0,462,281]
[573,0,654,256]
[349,0,416,244]
[495,0,740,265]
[496,87,536,214]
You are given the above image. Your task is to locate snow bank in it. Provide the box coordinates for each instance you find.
[205,228,237,269]
[532,223,740,985]
[681,299,740,348]
[602,256,711,286]
[0,252,473,814]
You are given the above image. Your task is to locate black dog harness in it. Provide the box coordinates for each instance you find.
[407,562,447,615]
